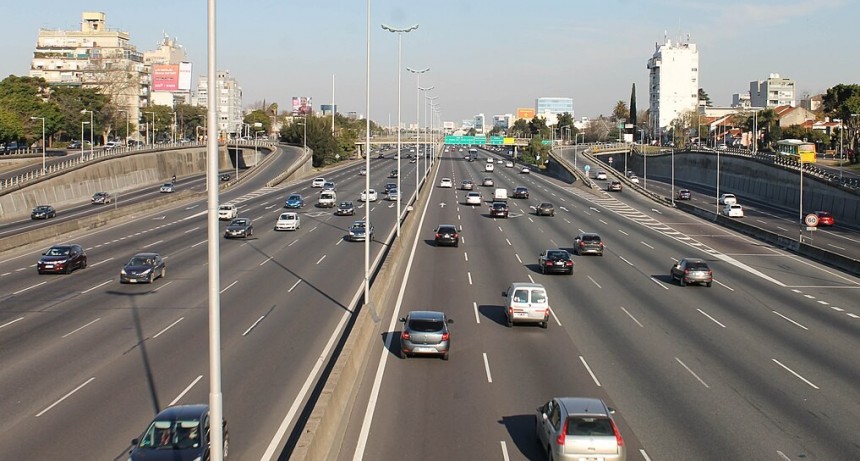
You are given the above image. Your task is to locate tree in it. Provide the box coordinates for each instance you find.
[466,127,476,136]
[612,101,629,122]
[555,112,575,140]
[508,119,529,138]
[698,88,712,107]
[243,109,272,135]
[822,84,860,162]
[629,84,637,128]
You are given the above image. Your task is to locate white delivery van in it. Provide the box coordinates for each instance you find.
[485,162,495,172]
[502,282,550,328]
[318,191,337,208]
[493,188,508,201]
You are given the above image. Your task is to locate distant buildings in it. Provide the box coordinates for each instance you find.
[750,73,796,108]
[144,34,192,107]
[647,35,699,134]
[493,114,513,130]
[535,97,574,125]
[196,71,243,137]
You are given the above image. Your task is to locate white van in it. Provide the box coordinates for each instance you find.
[502,282,550,328]
[485,162,495,172]
[493,188,508,201]
[318,191,337,208]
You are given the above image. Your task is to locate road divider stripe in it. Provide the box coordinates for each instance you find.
[153,317,184,338]
[772,358,819,389]
[13,281,46,295]
[772,310,808,330]
[1,317,24,329]
[579,356,601,387]
[35,377,95,417]
[697,309,727,328]
[473,302,480,324]
[220,280,238,294]
[483,353,493,383]
[675,357,710,388]
[81,279,113,294]
[243,316,266,336]
[619,306,643,327]
[169,375,203,406]
[62,318,100,338]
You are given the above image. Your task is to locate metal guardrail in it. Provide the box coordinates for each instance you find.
[0,140,276,193]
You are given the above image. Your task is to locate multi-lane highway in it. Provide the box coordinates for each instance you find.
[338,147,860,460]
[0,147,430,459]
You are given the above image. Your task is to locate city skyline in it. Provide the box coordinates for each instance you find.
[2,0,857,125]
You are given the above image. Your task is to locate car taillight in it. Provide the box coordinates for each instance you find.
[566,261,573,266]
[579,242,585,247]
[599,242,604,248]
[441,332,449,341]
[684,269,691,274]
[401,331,410,340]
[435,233,441,238]
[453,233,459,238]
[611,419,624,447]
[556,418,568,445]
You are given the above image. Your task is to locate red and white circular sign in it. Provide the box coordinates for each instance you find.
[804,213,819,227]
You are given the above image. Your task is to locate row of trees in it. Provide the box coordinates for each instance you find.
[279,113,384,167]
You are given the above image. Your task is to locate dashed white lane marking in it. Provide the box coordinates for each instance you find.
[243,316,266,336]
[36,377,95,417]
[0,317,25,329]
[90,257,114,267]
[168,375,203,406]
[619,256,634,266]
[579,356,601,387]
[288,280,301,292]
[773,310,808,330]
[500,441,510,461]
[675,357,710,388]
[515,254,522,264]
[473,302,480,324]
[464,252,469,262]
[772,358,819,389]
[62,318,101,338]
[587,276,602,288]
[641,241,654,249]
[81,279,112,294]
[316,255,327,265]
[697,308,727,328]
[619,306,643,327]
[220,280,238,294]
[467,272,473,285]
[483,353,493,383]
[714,280,734,291]
[153,317,184,338]
[13,281,46,295]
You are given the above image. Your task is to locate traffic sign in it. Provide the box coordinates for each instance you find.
[608,156,614,164]
[584,165,591,172]
[804,213,819,227]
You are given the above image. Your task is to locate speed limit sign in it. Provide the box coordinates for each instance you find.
[804,213,819,227]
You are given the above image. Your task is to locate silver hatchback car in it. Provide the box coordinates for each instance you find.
[399,311,453,360]
[536,397,626,461]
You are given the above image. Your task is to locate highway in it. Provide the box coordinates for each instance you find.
[0,147,429,460]
[338,147,860,460]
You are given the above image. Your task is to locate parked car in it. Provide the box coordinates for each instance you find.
[490,201,509,218]
[677,189,692,200]
[535,397,626,461]
[335,201,356,216]
[37,244,87,274]
[160,183,175,193]
[346,220,373,241]
[670,257,713,287]
[536,202,555,216]
[274,212,300,231]
[91,191,113,204]
[512,186,529,199]
[723,204,744,218]
[284,193,304,208]
[224,218,254,238]
[434,224,460,247]
[120,252,165,284]
[399,310,453,360]
[573,233,604,256]
[607,180,623,192]
[128,404,228,461]
[31,205,56,219]
[502,282,550,328]
[538,249,574,275]
[218,204,238,220]
[719,193,737,205]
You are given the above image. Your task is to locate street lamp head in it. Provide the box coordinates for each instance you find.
[407,67,430,74]
[381,23,419,33]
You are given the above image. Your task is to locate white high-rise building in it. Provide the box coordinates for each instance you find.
[647,35,699,135]
[196,71,243,138]
[749,73,795,108]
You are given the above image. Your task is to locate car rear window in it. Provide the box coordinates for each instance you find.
[581,234,601,242]
[686,262,709,270]
[547,251,568,259]
[531,290,547,303]
[567,416,613,436]
[408,319,444,332]
[438,226,456,233]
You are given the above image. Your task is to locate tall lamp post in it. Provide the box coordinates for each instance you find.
[363,0,371,309]
[639,128,647,189]
[424,94,438,178]
[80,121,89,162]
[30,116,46,174]
[297,118,307,152]
[146,111,156,146]
[381,22,418,238]
[407,67,430,193]
[255,130,265,166]
[81,109,94,160]
[575,132,585,170]
[118,110,129,148]
[417,84,434,190]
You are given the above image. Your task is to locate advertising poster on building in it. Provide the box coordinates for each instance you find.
[291,97,313,115]
[178,62,193,91]
[152,64,180,91]
[516,108,536,120]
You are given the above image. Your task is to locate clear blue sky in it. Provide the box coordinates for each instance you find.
[2,0,856,125]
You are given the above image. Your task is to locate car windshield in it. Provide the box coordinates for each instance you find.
[46,247,70,256]
[230,219,248,226]
[162,184,172,188]
[128,256,153,266]
[493,203,506,209]
[280,214,295,220]
[352,222,366,229]
[408,318,444,332]
[567,416,613,436]
[438,226,456,233]
[138,418,202,449]
[540,203,552,208]
[288,195,300,201]
[531,290,547,303]
[339,202,352,208]
[219,205,231,210]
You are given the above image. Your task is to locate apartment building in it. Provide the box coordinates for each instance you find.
[647,35,699,135]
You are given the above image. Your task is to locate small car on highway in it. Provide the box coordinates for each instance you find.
[512,186,529,199]
[128,404,228,461]
[490,201,509,218]
[274,212,300,231]
[806,210,834,226]
[439,177,454,188]
[219,173,231,181]
[311,177,326,188]
[317,191,337,208]
[465,191,483,206]
[573,233,604,256]
[388,170,399,179]
[160,183,175,193]
[120,252,165,284]
[224,218,254,238]
[359,167,367,175]
[629,175,640,184]
[359,189,378,202]
[386,188,399,201]
[284,193,304,208]
[335,201,355,216]
[346,220,373,241]
[538,249,573,275]
[722,204,744,218]
[91,191,113,204]
[218,204,238,220]
[485,162,495,172]
[322,181,336,191]
[434,224,460,247]
[399,310,453,360]
[460,179,474,190]
[520,167,530,174]
[607,180,622,192]
[670,257,713,287]
[535,397,626,461]
[482,177,495,187]
[677,189,692,200]
[37,244,87,274]
[595,171,608,180]
[536,202,555,217]
[719,193,737,205]
[505,160,514,168]
[31,205,57,219]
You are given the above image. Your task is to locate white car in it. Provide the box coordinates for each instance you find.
[387,189,399,201]
[505,161,514,168]
[439,178,454,188]
[274,212,301,231]
[359,167,367,176]
[360,189,378,202]
[465,191,483,205]
[723,204,744,218]
[218,204,238,220]
[719,193,738,205]
[520,167,530,174]
[311,177,326,188]
[595,171,607,180]
[629,175,640,184]
[485,163,495,172]
[496,159,503,164]
[160,183,175,193]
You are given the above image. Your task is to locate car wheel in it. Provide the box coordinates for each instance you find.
[541,319,548,329]
[37,270,44,275]
[442,352,449,361]
[506,317,513,328]
[149,272,155,284]
[707,282,712,287]
[65,264,72,274]
[400,349,408,359]
[599,252,603,257]
[540,264,545,274]
[81,259,87,269]
[454,241,459,248]
[680,277,686,287]
[161,268,166,279]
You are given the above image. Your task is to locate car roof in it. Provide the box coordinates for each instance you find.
[556,397,609,417]
[577,232,601,238]
[406,310,446,320]
[509,282,545,290]
[437,223,457,228]
[153,404,209,420]
[131,252,161,258]
[681,257,707,263]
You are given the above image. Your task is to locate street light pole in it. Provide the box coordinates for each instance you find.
[424,94,438,179]
[408,66,430,194]
[575,132,585,170]
[146,111,155,146]
[640,128,647,189]
[81,121,89,162]
[255,130,265,166]
[81,109,94,160]
[364,0,372,307]
[418,84,434,190]
[382,23,418,238]
[31,116,46,174]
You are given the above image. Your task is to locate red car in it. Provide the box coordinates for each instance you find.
[812,211,834,226]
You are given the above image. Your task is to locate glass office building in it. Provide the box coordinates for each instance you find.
[535,97,574,117]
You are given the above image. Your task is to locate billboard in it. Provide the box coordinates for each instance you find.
[152,63,192,91]
[292,97,313,115]
[516,108,535,120]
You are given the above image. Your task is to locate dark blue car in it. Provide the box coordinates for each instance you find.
[284,193,304,208]
[129,404,228,461]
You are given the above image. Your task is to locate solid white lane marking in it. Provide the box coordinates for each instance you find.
[619,306,643,327]
[549,307,562,326]
[641,241,654,249]
[500,441,509,461]
[289,239,299,246]
[675,357,710,388]
[697,309,726,328]
[641,449,653,461]
[316,255,327,265]
[483,353,493,383]
[527,274,535,284]
[827,243,846,251]
[650,277,670,290]
[0,317,24,329]
[467,272,473,285]
[288,280,301,292]
[62,318,101,338]
[169,375,203,406]
[776,451,791,461]
[773,310,808,330]
[579,356,601,387]
[243,316,266,336]
[152,280,173,292]
[13,281,47,295]
[184,226,200,234]
[473,302,480,324]
[35,377,95,417]
[587,275,602,288]
[153,317,184,338]
[81,279,112,294]
[772,358,819,389]
[191,239,207,248]
[90,257,114,267]
[220,280,238,294]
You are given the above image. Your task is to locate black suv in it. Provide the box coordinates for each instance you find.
[37,244,87,274]
[573,233,604,256]
[512,187,529,199]
[538,249,573,275]
[490,201,509,218]
[434,224,460,247]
